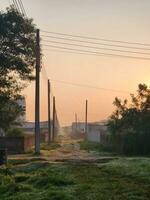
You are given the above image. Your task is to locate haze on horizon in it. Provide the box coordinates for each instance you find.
[1,0,150,126]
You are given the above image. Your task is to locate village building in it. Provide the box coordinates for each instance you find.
[86,121,108,144]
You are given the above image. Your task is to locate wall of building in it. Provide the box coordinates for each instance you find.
[72,122,85,133]
[86,123,108,143]
[0,137,24,154]
[87,124,101,142]
[0,136,34,154]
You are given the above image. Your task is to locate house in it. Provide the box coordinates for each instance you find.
[22,121,49,134]
[86,121,108,144]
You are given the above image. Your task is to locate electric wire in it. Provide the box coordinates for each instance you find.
[18,0,27,16]
[42,44,150,60]
[41,30,150,47]
[17,0,24,14]
[48,79,131,94]
[41,35,150,51]
[42,40,150,55]
[20,0,27,16]
[14,0,21,12]
[12,0,18,11]
[42,48,106,57]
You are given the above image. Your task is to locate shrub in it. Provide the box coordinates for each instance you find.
[6,128,24,137]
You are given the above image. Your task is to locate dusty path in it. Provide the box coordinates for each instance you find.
[45,135,97,162]
[9,135,117,164]
[41,135,117,164]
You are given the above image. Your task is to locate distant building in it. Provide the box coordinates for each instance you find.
[71,122,86,138]
[23,121,49,134]
[87,122,108,143]
[72,122,85,134]
[71,120,108,143]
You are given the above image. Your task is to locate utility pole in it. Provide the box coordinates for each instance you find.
[52,96,56,142]
[48,79,51,144]
[85,99,88,135]
[75,113,78,131]
[35,29,40,154]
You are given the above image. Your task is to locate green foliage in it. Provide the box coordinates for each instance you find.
[6,128,24,137]
[79,140,105,152]
[0,161,75,200]
[0,99,24,131]
[108,84,150,155]
[41,143,61,151]
[0,6,36,82]
[1,158,150,200]
[0,6,36,130]
[79,140,116,156]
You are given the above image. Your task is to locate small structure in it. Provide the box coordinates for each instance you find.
[22,121,49,135]
[71,122,86,138]
[72,122,85,133]
[86,121,108,144]
[0,136,35,154]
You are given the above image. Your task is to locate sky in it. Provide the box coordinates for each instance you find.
[1,0,150,126]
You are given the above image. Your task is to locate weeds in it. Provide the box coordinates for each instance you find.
[0,157,150,200]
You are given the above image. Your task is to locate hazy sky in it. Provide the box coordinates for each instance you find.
[1,0,150,125]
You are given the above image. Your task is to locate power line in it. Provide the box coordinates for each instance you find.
[12,0,19,11]
[18,0,27,17]
[14,0,21,12]
[43,48,150,59]
[48,79,131,94]
[17,0,24,14]
[41,35,150,51]
[41,30,150,47]
[41,62,54,98]
[20,0,27,16]
[43,48,107,57]
[42,40,150,55]
[42,44,150,60]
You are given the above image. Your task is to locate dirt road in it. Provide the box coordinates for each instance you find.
[9,135,116,164]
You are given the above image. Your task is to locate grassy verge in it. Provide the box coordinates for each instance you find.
[41,143,61,151]
[79,140,117,156]
[0,157,150,200]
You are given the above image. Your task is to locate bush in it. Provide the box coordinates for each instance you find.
[122,131,150,155]
[6,128,24,137]
[108,84,150,155]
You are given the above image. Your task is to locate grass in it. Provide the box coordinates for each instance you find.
[41,143,61,151]
[0,156,150,200]
[70,157,150,200]
[79,140,117,156]
[0,162,75,200]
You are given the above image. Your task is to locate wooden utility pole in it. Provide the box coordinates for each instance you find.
[52,96,56,141]
[75,113,78,131]
[48,79,51,144]
[85,99,88,135]
[35,29,40,154]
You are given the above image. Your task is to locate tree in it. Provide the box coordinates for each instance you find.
[0,6,36,130]
[108,84,150,155]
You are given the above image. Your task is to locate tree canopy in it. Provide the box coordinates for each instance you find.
[0,6,36,130]
[108,84,150,155]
